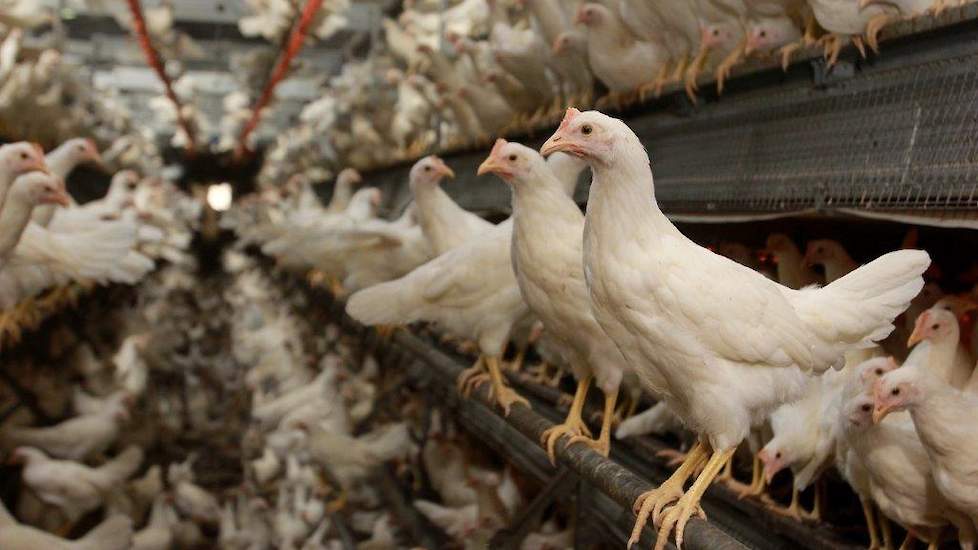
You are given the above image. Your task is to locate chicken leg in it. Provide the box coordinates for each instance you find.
[652,446,738,550]
[568,387,618,458]
[865,14,895,53]
[628,442,710,548]
[684,46,711,101]
[860,497,882,550]
[485,355,529,416]
[457,355,491,397]
[541,374,593,464]
[735,455,767,499]
[716,36,749,94]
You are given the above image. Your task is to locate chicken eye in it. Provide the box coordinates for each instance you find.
[875,368,883,376]
[712,29,719,36]
[508,154,517,162]
[931,323,940,330]
[581,124,593,136]
[424,166,431,172]
[774,452,781,459]
[19,153,28,160]
[861,404,871,412]
[891,388,901,396]
[759,30,767,37]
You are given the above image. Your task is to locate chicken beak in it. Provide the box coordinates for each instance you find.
[872,404,891,424]
[871,382,891,424]
[479,138,509,177]
[477,157,503,177]
[541,132,580,157]
[434,159,455,179]
[907,312,930,348]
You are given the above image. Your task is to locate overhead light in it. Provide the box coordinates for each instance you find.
[207,183,233,211]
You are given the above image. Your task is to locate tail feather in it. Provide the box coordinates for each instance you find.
[76,515,133,550]
[792,249,930,368]
[346,278,423,326]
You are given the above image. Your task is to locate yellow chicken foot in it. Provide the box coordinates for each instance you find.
[684,46,711,102]
[375,324,399,341]
[860,497,882,550]
[852,35,867,59]
[807,480,823,522]
[484,355,529,416]
[656,447,689,468]
[651,446,737,550]
[803,11,819,45]
[881,512,894,550]
[764,485,817,522]
[865,14,894,53]
[507,343,528,372]
[567,387,618,458]
[716,37,748,94]
[457,355,490,396]
[735,455,767,499]
[628,442,710,548]
[819,34,844,67]
[639,62,671,101]
[329,277,345,297]
[540,374,593,464]
[780,42,803,71]
[0,311,16,345]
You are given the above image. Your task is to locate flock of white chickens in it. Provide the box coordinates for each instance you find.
[259,0,976,187]
[240,107,978,550]
[0,1,977,550]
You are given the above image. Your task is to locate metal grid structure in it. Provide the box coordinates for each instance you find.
[361,7,978,223]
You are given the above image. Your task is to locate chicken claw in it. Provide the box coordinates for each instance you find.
[457,356,489,396]
[490,384,530,416]
[458,369,491,397]
[628,443,710,548]
[541,375,593,463]
[779,42,803,71]
[651,446,735,550]
[541,421,591,464]
[484,356,529,416]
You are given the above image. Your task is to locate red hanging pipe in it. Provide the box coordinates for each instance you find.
[125,0,197,152]
[236,0,324,157]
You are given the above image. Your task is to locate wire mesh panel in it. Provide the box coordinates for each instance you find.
[649,18,978,217]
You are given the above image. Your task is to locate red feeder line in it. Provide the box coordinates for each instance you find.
[236,0,324,156]
[125,0,197,152]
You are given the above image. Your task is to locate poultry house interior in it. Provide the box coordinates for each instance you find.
[1,1,978,549]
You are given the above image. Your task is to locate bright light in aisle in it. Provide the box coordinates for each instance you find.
[207,183,233,211]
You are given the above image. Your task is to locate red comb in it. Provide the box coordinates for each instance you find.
[558,108,581,131]
[490,138,507,156]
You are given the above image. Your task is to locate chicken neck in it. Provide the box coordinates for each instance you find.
[0,183,38,260]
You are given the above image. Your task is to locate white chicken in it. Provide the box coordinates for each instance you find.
[874,355,978,539]
[409,155,492,256]
[1,391,130,460]
[480,140,620,460]
[541,108,929,550]
[11,445,144,523]
[0,500,132,550]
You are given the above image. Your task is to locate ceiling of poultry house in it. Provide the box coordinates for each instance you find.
[20,0,397,164]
